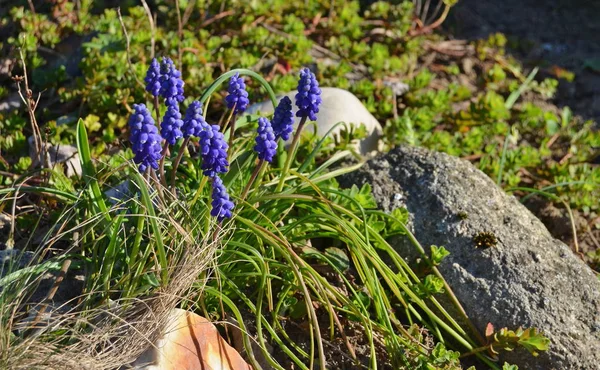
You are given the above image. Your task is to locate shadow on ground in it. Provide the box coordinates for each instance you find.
[448,0,600,123]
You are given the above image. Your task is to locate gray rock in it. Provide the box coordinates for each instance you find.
[246,87,383,155]
[383,80,410,96]
[28,137,82,177]
[105,180,133,205]
[0,249,35,276]
[339,145,600,370]
[0,58,12,78]
[0,93,22,113]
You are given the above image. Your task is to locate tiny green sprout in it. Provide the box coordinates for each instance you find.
[457,211,468,220]
[431,245,450,266]
[474,231,498,249]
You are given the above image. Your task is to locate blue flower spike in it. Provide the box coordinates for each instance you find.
[144,58,161,97]
[295,68,322,121]
[271,96,294,141]
[129,104,163,172]
[199,124,229,177]
[254,117,278,163]
[225,72,250,114]
[159,57,185,105]
[211,176,235,222]
[182,100,209,138]
[160,103,184,145]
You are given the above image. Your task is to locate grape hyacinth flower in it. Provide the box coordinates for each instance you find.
[199,124,229,177]
[144,58,161,97]
[210,176,235,222]
[254,117,278,162]
[160,103,184,145]
[159,57,185,104]
[225,72,249,114]
[129,104,163,172]
[295,68,322,121]
[182,100,209,138]
[271,96,294,141]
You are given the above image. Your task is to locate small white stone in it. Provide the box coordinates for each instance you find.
[247,87,383,155]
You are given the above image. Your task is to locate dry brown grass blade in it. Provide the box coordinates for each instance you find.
[3,208,225,370]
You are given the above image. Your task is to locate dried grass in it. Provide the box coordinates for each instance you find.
[1,204,223,370]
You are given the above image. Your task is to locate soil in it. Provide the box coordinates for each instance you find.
[226,260,396,369]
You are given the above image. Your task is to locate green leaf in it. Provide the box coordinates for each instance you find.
[0,186,78,202]
[423,274,445,295]
[142,272,161,288]
[288,298,308,319]
[430,245,450,265]
[76,119,110,221]
[199,68,278,108]
[518,328,551,356]
[324,247,350,272]
[132,172,168,285]
[83,114,102,133]
[49,166,75,193]
[505,67,538,109]
[386,207,409,235]
[560,107,572,128]
[0,258,82,288]
[583,58,600,73]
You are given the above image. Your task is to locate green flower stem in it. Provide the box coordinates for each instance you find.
[276,116,308,192]
[158,143,169,189]
[133,172,168,284]
[189,175,208,209]
[153,95,161,130]
[459,345,493,358]
[226,109,236,158]
[240,159,265,201]
[170,136,190,190]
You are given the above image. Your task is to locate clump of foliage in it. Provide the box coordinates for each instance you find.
[0,52,550,369]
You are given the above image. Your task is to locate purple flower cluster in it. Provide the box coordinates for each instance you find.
[271,96,294,141]
[295,68,322,121]
[159,57,185,104]
[160,103,184,145]
[182,100,209,138]
[210,176,235,222]
[144,58,161,97]
[133,61,325,224]
[129,104,163,172]
[199,124,229,178]
[225,72,249,114]
[254,117,277,162]
[150,57,185,145]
